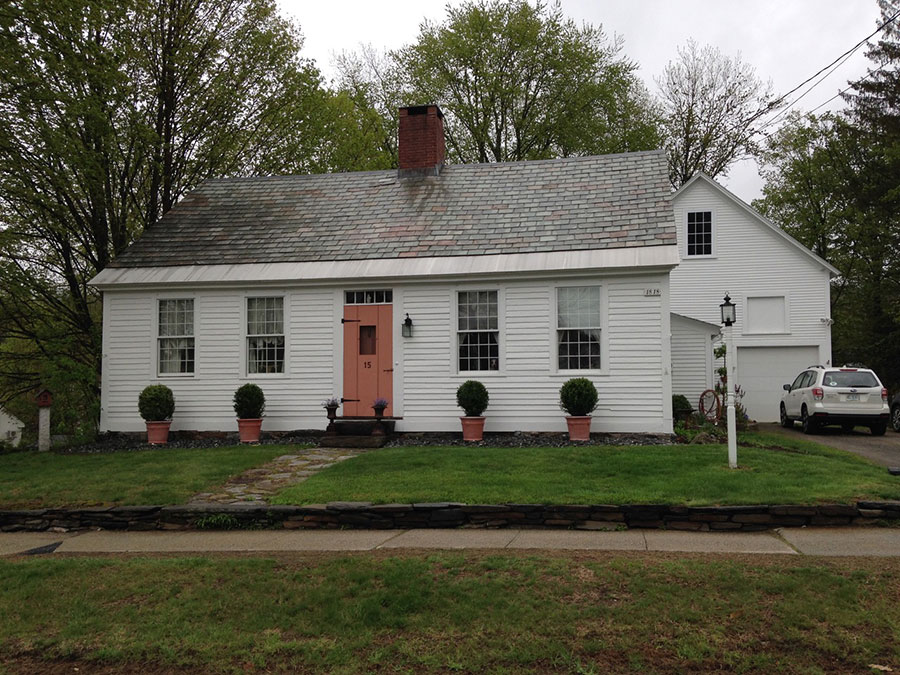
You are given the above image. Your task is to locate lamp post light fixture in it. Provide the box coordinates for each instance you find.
[720,293,738,469]
[402,313,413,338]
[719,294,735,326]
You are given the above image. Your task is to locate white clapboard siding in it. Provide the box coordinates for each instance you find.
[670,314,717,406]
[399,273,671,433]
[671,178,832,350]
[101,270,674,434]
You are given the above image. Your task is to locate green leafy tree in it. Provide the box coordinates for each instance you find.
[755,1,900,388]
[0,0,388,432]
[378,0,661,164]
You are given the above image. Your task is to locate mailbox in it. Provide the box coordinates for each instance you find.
[36,389,53,408]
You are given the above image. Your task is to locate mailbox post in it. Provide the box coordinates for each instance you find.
[36,389,52,452]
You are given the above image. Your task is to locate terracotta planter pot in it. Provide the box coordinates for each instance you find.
[145,420,172,445]
[237,418,263,443]
[565,415,592,441]
[460,416,486,442]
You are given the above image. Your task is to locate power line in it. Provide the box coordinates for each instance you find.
[756,43,863,133]
[749,7,900,134]
[807,62,890,116]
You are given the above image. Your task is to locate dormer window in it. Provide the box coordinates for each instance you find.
[686,211,713,256]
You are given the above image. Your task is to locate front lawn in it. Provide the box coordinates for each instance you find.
[273,433,900,506]
[0,445,294,508]
[1,553,898,673]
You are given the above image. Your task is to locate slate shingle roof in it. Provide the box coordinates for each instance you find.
[110,150,675,268]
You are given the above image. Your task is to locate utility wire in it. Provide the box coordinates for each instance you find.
[747,8,900,134]
[756,43,863,133]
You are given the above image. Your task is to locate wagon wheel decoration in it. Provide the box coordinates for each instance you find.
[698,389,721,423]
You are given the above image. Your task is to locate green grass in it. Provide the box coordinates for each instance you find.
[272,433,900,506]
[0,445,296,508]
[1,553,898,673]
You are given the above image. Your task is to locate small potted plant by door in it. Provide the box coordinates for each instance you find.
[234,383,266,443]
[138,384,175,445]
[559,377,598,441]
[371,397,389,436]
[456,380,489,441]
[322,397,340,436]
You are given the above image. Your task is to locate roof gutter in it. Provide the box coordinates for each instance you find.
[90,245,680,290]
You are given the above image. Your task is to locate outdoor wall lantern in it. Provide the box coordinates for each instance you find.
[719,293,736,327]
[402,313,414,338]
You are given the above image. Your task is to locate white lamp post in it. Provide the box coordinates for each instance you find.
[719,294,738,469]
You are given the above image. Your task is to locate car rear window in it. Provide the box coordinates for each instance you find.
[822,371,879,388]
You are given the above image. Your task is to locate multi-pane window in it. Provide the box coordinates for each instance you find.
[557,287,602,370]
[345,290,392,304]
[686,211,713,256]
[158,299,194,374]
[247,297,284,374]
[458,290,499,371]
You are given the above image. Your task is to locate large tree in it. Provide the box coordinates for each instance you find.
[0,0,388,430]
[755,1,900,388]
[658,40,774,187]
[339,0,662,165]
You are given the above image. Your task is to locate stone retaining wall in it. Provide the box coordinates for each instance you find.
[2,501,899,533]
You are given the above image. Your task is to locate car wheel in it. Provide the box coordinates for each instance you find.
[870,422,887,436]
[892,405,900,432]
[801,406,817,435]
[780,404,793,428]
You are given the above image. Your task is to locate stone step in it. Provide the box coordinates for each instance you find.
[319,435,388,448]
[330,419,395,435]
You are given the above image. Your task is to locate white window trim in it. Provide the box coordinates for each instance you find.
[241,292,290,378]
[451,287,505,376]
[153,295,196,378]
[550,283,610,376]
[742,293,791,336]
[684,209,716,259]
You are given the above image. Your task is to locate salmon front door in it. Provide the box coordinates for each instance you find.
[342,301,393,417]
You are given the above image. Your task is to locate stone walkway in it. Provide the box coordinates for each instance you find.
[189,446,372,505]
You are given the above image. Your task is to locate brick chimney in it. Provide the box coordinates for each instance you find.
[398,104,445,178]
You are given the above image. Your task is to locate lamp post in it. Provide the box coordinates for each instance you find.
[719,294,738,469]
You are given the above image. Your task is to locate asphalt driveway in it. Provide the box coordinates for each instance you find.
[758,422,900,468]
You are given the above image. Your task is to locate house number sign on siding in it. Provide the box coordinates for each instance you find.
[644,288,661,296]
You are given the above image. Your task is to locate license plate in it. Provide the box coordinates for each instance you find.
[847,394,859,401]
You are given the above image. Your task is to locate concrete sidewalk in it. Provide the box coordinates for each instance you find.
[2,527,899,557]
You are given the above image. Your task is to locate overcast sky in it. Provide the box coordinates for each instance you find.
[278,0,883,203]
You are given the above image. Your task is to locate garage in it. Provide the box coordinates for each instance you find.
[736,346,820,423]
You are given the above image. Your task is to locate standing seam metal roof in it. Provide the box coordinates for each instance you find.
[109,150,675,268]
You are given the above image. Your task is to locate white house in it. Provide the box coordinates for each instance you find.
[669,174,839,422]
[91,105,680,436]
[0,406,24,447]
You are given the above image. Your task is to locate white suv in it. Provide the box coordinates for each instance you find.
[780,365,890,435]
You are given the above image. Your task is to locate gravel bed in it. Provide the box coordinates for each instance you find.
[35,430,676,454]
[387,431,676,448]
[50,432,323,455]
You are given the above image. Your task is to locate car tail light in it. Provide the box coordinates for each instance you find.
[883,388,888,401]
[812,387,824,400]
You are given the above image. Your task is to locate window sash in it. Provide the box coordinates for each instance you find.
[247,297,285,374]
[457,290,499,371]
[686,211,712,256]
[158,299,194,374]
[556,287,601,370]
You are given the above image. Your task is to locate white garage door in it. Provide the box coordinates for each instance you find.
[736,346,820,423]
